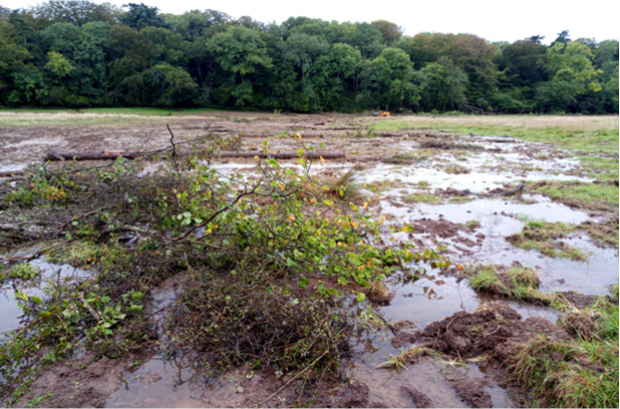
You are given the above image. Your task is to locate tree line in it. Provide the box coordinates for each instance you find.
[1,1,618,114]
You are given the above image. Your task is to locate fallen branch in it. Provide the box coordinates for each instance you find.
[217,150,344,159]
[376,132,407,137]
[250,350,329,408]
[287,132,324,138]
[0,170,25,177]
[46,148,345,161]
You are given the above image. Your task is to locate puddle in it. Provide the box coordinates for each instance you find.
[350,337,516,408]
[0,257,89,334]
[106,354,220,408]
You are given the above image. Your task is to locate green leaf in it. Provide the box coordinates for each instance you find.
[298,276,309,288]
[266,158,279,167]
[32,296,42,305]
[131,292,144,302]
[356,292,366,302]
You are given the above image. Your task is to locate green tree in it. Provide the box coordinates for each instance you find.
[29,1,119,26]
[207,25,272,106]
[536,41,602,112]
[419,57,468,112]
[120,3,167,30]
[371,20,402,45]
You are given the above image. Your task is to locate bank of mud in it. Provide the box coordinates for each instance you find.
[1,113,618,408]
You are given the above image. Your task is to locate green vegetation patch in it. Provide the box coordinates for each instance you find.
[1,146,448,404]
[468,265,557,305]
[505,219,586,260]
[0,263,40,283]
[528,180,619,212]
[505,286,619,408]
[403,193,443,204]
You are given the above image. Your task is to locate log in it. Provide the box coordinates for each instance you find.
[217,150,344,159]
[0,170,25,177]
[45,148,345,161]
[239,132,278,138]
[46,149,148,161]
[330,126,362,130]
[287,132,324,138]
[376,132,407,137]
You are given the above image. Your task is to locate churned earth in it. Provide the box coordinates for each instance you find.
[1,111,618,408]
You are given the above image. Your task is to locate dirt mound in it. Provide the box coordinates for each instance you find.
[558,290,598,309]
[401,385,435,408]
[391,330,418,348]
[421,303,519,357]
[411,218,462,239]
[558,311,599,341]
[445,371,492,408]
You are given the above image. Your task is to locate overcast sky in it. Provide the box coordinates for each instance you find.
[3,0,619,44]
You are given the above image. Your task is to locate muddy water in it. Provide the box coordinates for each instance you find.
[0,257,89,333]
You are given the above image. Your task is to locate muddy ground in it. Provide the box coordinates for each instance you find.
[1,112,618,408]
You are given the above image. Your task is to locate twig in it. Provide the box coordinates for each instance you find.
[78,292,102,321]
[166,123,177,158]
[250,350,329,408]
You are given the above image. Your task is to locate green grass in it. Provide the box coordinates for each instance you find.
[508,285,619,408]
[468,265,561,305]
[506,219,587,260]
[529,181,619,212]
[0,107,221,126]
[46,240,103,267]
[403,193,443,204]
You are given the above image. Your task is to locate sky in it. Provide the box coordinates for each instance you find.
[3,0,619,45]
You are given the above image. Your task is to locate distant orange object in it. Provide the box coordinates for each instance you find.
[457,264,465,271]
[373,110,390,117]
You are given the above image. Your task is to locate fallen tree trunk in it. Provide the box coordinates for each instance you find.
[217,150,344,159]
[46,148,345,161]
[239,132,277,138]
[376,132,407,137]
[0,170,25,177]
[46,149,148,161]
[287,132,324,138]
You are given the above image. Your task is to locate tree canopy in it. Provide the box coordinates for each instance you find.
[0,2,617,113]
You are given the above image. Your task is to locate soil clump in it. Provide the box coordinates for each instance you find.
[401,385,435,408]
[444,370,492,408]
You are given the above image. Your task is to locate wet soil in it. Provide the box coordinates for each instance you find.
[16,354,126,408]
[2,112,618,408]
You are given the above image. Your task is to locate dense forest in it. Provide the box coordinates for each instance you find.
[0,1,618,113]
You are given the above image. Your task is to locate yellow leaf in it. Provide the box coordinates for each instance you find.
[320,156,325,163]
[363,202,368,209]
[253,155,259,160]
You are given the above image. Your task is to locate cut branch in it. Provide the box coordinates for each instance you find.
[46,148,345,161]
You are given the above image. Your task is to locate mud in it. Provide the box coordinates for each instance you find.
[401,385,434,408]
[16,354,126,408]
[1,112,618,408]
[444,369,493,409]
[558,290,598,309]
[421,303,518,358]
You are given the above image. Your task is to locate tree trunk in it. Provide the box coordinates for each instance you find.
[45,148,345,161]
